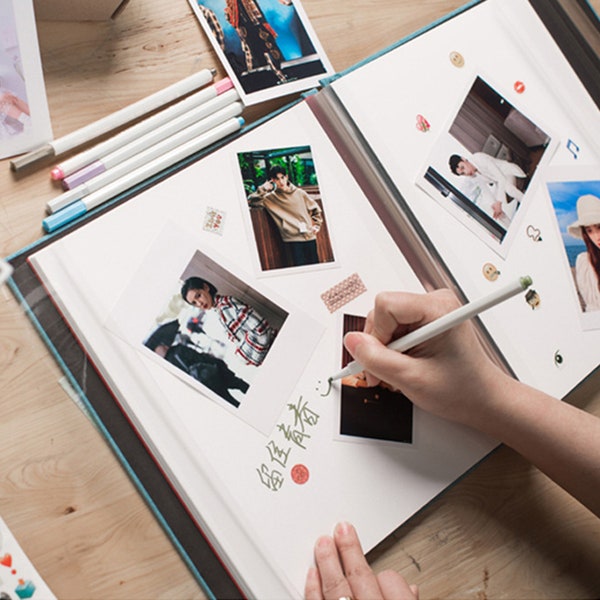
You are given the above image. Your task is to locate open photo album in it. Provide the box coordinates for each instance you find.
[8,0,599,597]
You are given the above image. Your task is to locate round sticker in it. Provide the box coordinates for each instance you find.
[482,262,500,282]
[291,464,309,485]
[514,80,526,93]
[449,51,465,68]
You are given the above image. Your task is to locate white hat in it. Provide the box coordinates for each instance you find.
[567,194,600,239]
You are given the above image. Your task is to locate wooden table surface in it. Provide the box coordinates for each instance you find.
[1,1,599,598]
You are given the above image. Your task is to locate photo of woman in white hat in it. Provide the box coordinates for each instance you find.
[568,194,600,312]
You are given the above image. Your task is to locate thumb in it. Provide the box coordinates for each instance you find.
[344,331,380,363]
[343,331,387,385]
[344,331,411,389]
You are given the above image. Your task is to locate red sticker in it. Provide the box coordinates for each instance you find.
[514,81,525,93]
[0,553,12,568]
[291,464,309,485]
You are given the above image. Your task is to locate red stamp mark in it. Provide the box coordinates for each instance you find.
[291,464,309,485]
[514,81,525,94]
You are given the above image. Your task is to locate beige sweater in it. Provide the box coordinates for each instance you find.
[248,183,323,242]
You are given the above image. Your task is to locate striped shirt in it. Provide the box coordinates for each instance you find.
[215,295,277,366]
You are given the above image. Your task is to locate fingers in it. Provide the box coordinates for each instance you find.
[305,522,418,600]
[369,290,459,345]
[369,291,420,344]
[304,566,324,600]
[333,522,383,599]
[309,523,382,600]
[311,534,355,600]
[344,331,412,389]
[344,290,463,386]
[377,570,419,600]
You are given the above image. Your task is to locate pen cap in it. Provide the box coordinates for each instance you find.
[214,77,234,94]
[46,185,86,214]
[10,143,54,171]
[43,200,87,233]
[62,161,106,190]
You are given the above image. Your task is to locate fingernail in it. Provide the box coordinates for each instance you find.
[335,521,352,536]
[343,332,360,355]
[316,535,333,550]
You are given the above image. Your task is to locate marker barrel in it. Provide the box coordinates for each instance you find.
[11,67,216,171]
[61,89,239,190]
[43,116,245,232]
[46,101,243,214]
[54,78,234,180]
[52,68,216,155]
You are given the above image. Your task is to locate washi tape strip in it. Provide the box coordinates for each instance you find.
[320,273,367,313]
[203,206,226,235]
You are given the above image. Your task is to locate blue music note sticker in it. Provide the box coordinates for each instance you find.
[566,139,580,160]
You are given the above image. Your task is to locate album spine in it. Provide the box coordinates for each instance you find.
[305,85,516,377]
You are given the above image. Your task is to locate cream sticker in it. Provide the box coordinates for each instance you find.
[203,206,226,235]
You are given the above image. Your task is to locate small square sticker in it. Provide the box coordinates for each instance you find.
[203,206,226,235]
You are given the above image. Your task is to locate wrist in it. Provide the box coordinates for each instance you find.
[459,367,522,434]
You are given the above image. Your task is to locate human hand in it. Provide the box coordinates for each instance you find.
[261,180,275,192]
[305,522,418,600]
[343,289,509,428]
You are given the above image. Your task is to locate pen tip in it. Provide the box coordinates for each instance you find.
[520,275,533,289]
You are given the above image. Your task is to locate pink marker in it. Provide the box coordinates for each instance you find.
[51,77,234,183]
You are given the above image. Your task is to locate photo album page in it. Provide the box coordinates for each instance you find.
[329,0,600,400]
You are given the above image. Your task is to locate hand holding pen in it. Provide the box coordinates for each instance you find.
[333,279,531,428]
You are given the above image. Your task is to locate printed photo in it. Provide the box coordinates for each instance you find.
[547,167,600,330]
[418,76,553,257]
[107,224,324,434]
[188,0,334,104]
[337,314,413,444]
[0,0,52,158]
[237,145,335,272]
[143,249,288,408]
